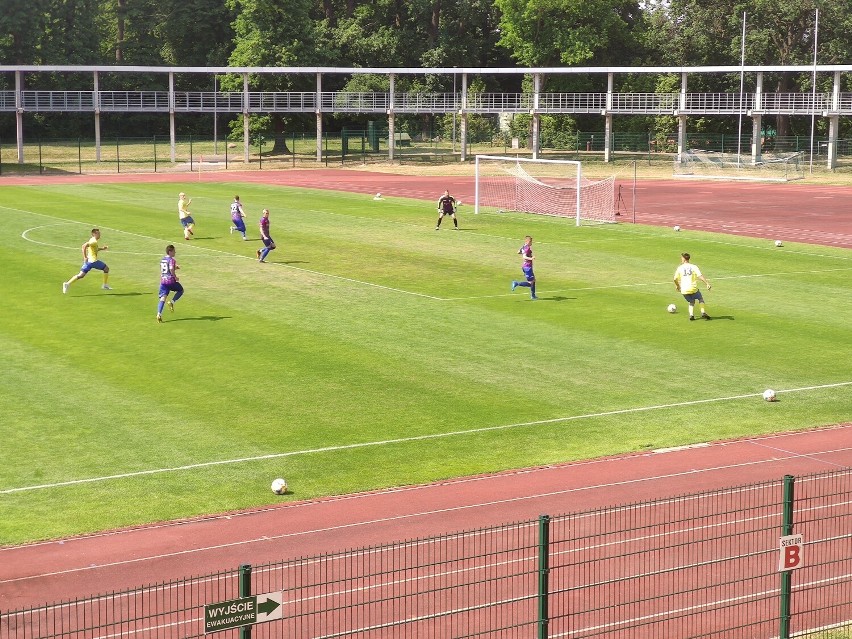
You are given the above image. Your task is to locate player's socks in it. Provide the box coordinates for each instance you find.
[157,300,165,314]
[511,281,517,291]
[530,284,536,298]
[516,282,530,288]
[173,290,183,303]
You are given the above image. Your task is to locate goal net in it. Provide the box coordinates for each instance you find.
[474,155,617,225]
[673,150,805,182]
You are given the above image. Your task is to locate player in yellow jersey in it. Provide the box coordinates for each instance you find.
[673,252,711,320]
[63,228,111,293]
[178,192,195,240]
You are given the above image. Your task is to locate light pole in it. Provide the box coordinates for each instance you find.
[452,69,457,154]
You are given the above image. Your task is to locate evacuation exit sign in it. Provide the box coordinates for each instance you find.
[204,592,283,633]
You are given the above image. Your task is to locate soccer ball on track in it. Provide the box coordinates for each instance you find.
[667,304,677,313]
[271,478,288,494]
[762,389,777,402]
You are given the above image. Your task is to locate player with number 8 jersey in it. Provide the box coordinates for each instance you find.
[157,245,185,323]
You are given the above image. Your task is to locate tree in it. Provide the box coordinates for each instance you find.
[494,0,643,70]
[643,0,852,137]
[227,0,319,153]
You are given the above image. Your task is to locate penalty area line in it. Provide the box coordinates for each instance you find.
[4,380,851,495]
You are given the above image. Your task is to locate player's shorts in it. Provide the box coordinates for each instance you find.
[180,216,195,228]
[159,281,184,298]
[262,236,276,249]
[682,291,704,303]
[522,265,535,281]
[80,260,107,274]
[232,217,246,233]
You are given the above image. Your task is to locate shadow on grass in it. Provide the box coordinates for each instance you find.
[168,315,230,322]
[80,291,152,297]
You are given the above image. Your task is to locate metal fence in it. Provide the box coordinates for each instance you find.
[2,468,850,639]
[3,132,850,177]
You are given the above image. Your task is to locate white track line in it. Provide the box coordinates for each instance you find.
[3,381,851,495]
[2,444,849,587]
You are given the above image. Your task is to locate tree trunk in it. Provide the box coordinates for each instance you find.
[271,116,292,154]
[116,0,125,62]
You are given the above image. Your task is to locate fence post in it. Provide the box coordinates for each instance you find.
[537,514,551,639]
[239,564,252,639]
[154,135,157,173]
[116,137,120,173]
[78,137,82,174]
[779,474,795,639]
[190,136,193,172]
[39,138,44,174]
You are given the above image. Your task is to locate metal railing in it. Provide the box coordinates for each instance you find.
[3,90,852,116]
[2,468,849,639]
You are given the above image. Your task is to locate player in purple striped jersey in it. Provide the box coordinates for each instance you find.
[229,195,247,240]
[256,208,276,263]
[510,235,537,300]
[156,245,184,323]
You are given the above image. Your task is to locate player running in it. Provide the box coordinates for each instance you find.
[229,195,247,240]
[256,208,276,263]
[510,235,537,300]
[156,244,184,323]
[63,228,111,293]
[178,192,195,240]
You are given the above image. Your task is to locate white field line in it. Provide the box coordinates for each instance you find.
[3,380,851,496]
[4,433,848,562]
[17,213,444,299]
[14,207,852,303]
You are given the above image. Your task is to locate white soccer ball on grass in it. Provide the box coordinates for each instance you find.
[762,389,777,402]
[774,240,783,247]
[667,304,677,314]
[673,225,681,232]
[271,478,288,494]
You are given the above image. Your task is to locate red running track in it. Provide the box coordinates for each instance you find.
[2,425,850,611]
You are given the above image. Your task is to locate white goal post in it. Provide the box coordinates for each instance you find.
[474,155,617,226]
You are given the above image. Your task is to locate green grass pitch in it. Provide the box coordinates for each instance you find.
[1,180,851,545]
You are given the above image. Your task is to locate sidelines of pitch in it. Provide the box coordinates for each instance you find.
[3,379,851,495]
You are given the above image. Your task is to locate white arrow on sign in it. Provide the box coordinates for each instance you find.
[255,591,283,623]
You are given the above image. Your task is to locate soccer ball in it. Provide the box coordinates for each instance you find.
[456,200,462,206]
[774,240,783,247]
[271,478,288,495]
[667,304,677,313]
[373,193,382,200]
[673,225,681,232]
[762,389,777,402]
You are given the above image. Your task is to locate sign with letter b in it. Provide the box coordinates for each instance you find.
[778,534,804,571]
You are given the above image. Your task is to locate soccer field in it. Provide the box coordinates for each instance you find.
[1,180,851,545]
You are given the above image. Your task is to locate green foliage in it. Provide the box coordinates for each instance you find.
[495,0,643,66]
[1,181,851,544]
